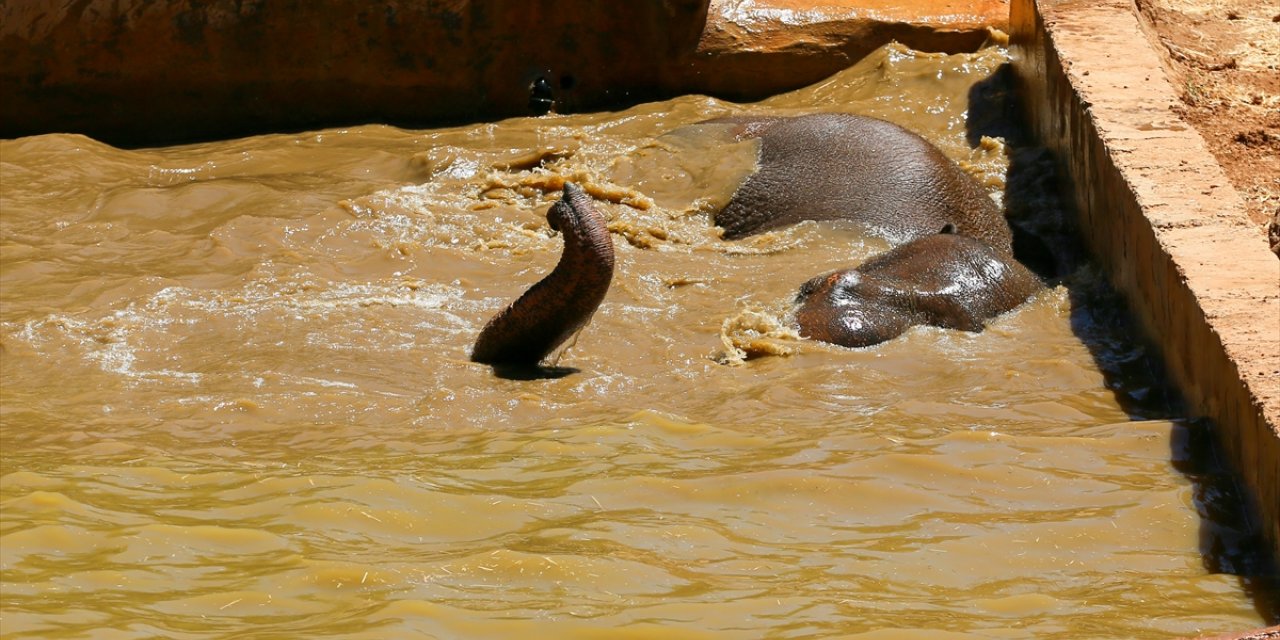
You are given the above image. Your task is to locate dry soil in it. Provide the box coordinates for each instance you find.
[1135,0,1280,256]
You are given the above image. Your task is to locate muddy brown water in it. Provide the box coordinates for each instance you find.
[0,44,1268,638]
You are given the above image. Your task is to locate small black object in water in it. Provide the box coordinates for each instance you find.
[529,77,555,115]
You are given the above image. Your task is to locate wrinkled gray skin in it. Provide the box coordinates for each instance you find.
[471,183,615,365]
[711,113,1013,255]
[794,229,1041,348]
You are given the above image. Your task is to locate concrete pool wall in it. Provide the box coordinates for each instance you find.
[3,0,1277,635]
[0,0,1006,145]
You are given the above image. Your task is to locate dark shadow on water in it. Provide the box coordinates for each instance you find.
[967,62,1279,624]
[1175,419,1280,623]
[488,364,580,381]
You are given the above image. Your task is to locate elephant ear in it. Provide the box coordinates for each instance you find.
[939,222,957,235]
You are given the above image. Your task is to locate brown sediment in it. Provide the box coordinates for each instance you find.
[471,183,615,366]
[1010,0,1280,575]
[1131,0,1280,255]
[1187,624,1280,640]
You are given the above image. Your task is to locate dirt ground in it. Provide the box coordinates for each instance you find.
[1134,0,1280,256]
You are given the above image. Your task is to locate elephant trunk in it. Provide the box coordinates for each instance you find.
[471,183,615,366]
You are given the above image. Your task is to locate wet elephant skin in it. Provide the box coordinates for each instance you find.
[471,183,615,366]
[711,113,1013,254]
[794,230,1041,348]
[473,115,1032,363]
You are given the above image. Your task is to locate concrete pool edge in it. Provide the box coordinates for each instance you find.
[1010,0,1280,629]
[0,0,1009,145]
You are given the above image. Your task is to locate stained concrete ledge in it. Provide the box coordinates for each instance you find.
[0,0,1006,145]
[1009,0,1280,603]
[693,0,1009,97]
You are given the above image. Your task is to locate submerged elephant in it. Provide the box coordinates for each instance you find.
[794,227,1041,348]
[471,115,1039,365]
[707,113,1037,347]
[709,113,1013,254]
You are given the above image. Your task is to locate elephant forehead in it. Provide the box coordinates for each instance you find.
[799,284,900,320]
[796,295,903,348]
[833,308,873,330]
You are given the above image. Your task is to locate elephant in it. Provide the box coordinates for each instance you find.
[707,113,1013,255]
[703,113,1037,347]
[793,226,1041,348]
[470,115,1040,366]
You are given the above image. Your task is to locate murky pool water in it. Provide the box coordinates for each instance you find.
[0,43,1268,638]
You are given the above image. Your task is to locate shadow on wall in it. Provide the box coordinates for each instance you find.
[965,63,1280,625]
